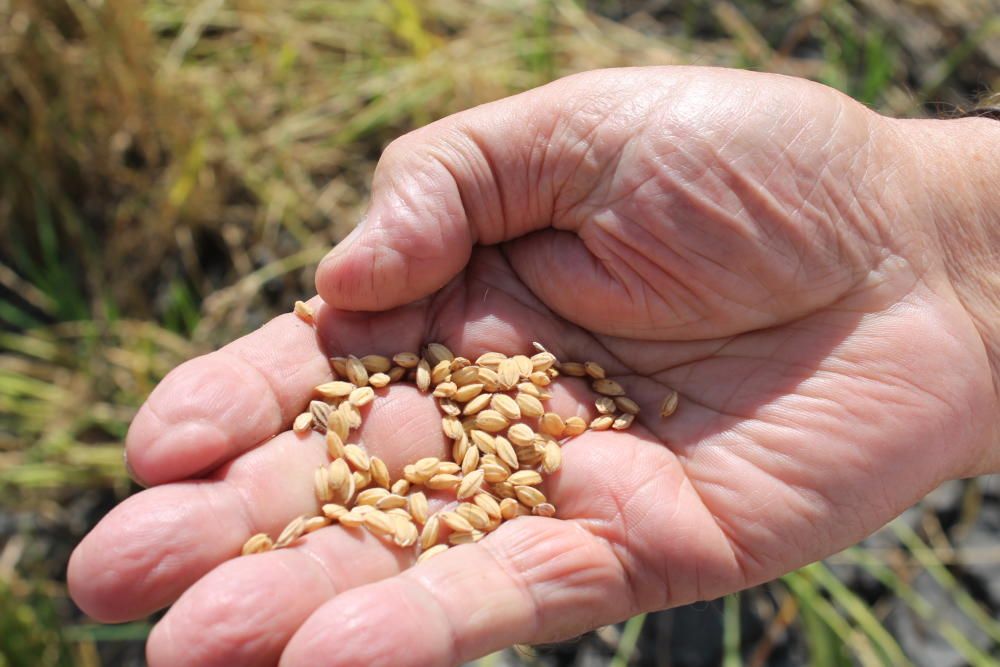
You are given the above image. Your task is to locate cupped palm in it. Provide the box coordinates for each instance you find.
[68,67,992,667]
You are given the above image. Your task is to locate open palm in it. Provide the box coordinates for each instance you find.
[69,67,996,667]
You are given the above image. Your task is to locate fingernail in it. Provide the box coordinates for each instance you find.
[123,449,148,488]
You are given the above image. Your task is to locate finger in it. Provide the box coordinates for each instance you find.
[145,524,414,667]
[71,388,447,623]
[280,518,632,667]
[314,69,647,312]
[125,306,332,486]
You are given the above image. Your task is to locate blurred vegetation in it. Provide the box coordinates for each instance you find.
[1,0,998,665]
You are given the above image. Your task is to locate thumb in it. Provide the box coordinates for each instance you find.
[315,77,584,311]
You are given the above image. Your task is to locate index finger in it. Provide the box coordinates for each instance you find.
[126,298,427,486]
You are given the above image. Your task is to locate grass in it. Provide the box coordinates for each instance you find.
[1,0,998,665]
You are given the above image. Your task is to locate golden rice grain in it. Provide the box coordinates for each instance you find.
[293,412,314,434]
[461,445,480,476]
[508,470,543,486]
[322,504,349,520]
[529,371,551,386]
[293,300,315,324]
[420,514,441,550]
[590,415,614,431]
[615,397,640,414]
[450,366,480,386]
[532,503,556,518]
[346,356,369,387]
[391,479,410,496]
[433,381,457,398]
[408,492,429,525]
[514,486,546,508]
[392,516,419,548]
[473,493,502,520]
[327,410,349,441]
[480,463,510,483]
[506,423,535,447]
[452,382,485,402]
[490,394,521,421]
[595,397,617,414]
[462,392,493,416]
[338,511,365,528]
[456,503,491,530]
[344,444,370,471]
[326,430,347,460]
[361,354,392,374]
[315,380,356,399]
[558,361,587,377]
[349,386,375,407]
[370,456,390,489]
[357,488,390,506]
[369,372,391,388]
[375,494,408,511]
[513,355,533,377]
[661,390,679,417]
[530,352,557,371]
[242,533,274,555]
[457,468,485,499]
[441,416,465,440]
[494,436,519,470]
[539,412,566,437]
[440,511,475,533]
[304,516,330,533]
[470,429,496,455]
[612,413,634,430]
[431,360,452,385]
[563,416,587,436]
[275,515,308,548]
[593,378,625,396]
[330,357,348,377]
[515,392,545,418]
[418,544,448,563]
[314,466,333,502]
[448,530,485,545]
[499,497,523,520]
[476,352,507,367]
[425,343,454,367]
[542,441,562,474]
[475,410,509,433]
[416,359,431,392]
[339,401,363,429]
[363,510,395,538]
[393,352,420,368]
[426,473,462,491]
[584,361,606,379]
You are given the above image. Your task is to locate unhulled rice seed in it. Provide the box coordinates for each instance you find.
[593,378,625,396]
[393,352,420,368]
[293,412,313,433]
[275,515,308,548]
[242,533,274,555]
[661,390,679,417]
[563,416,587,436]
[361,354,392,374]
[370,456,390,489]
[293,301,315,324]
[418,544,448,563]
[590,415,614,431]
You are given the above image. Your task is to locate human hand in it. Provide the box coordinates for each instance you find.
[68,67,1000,666]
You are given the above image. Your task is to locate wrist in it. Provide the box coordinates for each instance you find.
[902,116,1000,473]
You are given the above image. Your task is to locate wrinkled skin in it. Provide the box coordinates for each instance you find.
[69,67,998,666]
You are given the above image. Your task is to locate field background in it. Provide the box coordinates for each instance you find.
[2,0,1000,665]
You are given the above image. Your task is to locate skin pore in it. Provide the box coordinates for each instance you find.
[68,67,999,667]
